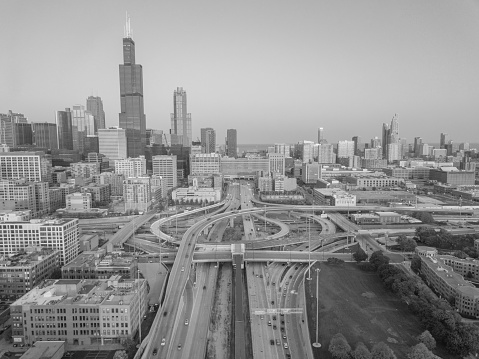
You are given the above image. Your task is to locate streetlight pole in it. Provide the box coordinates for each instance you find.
[264,206,267,235]
[137,269,142,346]
[307,213,312,280]
[312,268,321,348]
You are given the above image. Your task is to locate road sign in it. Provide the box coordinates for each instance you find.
[252,308,304,315]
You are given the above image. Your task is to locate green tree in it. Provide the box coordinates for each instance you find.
[369,251,390,271]
[328,333,351,359]
[113,350,128,359]
[397,235,418,252]
[412,212,435,224]
[416,330,436,350]
[410,255,422,273]
[352,342,372,359]
[407,343,435,359]
[371,342,396,359]
[353,247,368,262]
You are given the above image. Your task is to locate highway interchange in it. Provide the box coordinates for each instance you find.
[133,182,478,359]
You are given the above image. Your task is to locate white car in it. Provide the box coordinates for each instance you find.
[181,267,185,272]
[160,338,166,346]
[184,319,189,325]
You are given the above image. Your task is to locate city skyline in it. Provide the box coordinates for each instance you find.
[2,0,479,144]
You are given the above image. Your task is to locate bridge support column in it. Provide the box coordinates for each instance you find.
[230,217,234,227]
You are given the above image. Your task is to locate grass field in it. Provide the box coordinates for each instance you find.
[305,262,457,359]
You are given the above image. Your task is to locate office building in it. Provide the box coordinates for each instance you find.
[318,127,326,144]
[14,123,33,146]
[220,157,270,180]
[226,129,237,158]
[115,156,147,178]
[268,153,285,175]
[119,16,146,158]
[172,179,221,203]
[170,87,192,147]
[152,155,177,191]
[123,177,151,212]
[201,128,215,154]
[0,151,52,182]
[440,133,449,149]
[301,162,321,184]
[56,108,73,150]
[345,175,402,189]
[0,218,79,265]
[31,122,58,150]
[429,167,475,186]
[313,188,356,206]
[0,210,31,223]
[352,136,362,155]
[98,127,128,162]
[315,144,335,164]
[86,96,106,131]
[190,153,221,175]
[10,276,148,346]
[0,179,35,214]
[84,135,99,154]
[274,143,291,157]
[301,140,314,163]
[72,105,96,154]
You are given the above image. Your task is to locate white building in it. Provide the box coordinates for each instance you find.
[316,144,335,164]
[268,153,285,175]
[0,218,79,265]
[152,155,177,191]
[70,162,101,179]
[172,179,221,203]
[98,127,127,162]
[115,156,147,178]
[0,210,31,222]
[301,162,321,184]
[66,192,92,210]
[0,151,51,182]
[337,140,355,158]
[123,177,151,213]
[190,153,221,175]
[313,188,356,207]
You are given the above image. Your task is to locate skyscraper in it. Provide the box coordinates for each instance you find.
[71,105,95,155]
[32,122,58,149]
[170,87,192,147]
[226,129,237,158]
[318,127,326,144]
[86,96,106,131]
[98,127,127,162]
[56,108,73,150]
[201,128,216,154]
[352,136,362,155]
[382,114,400,162]
[440,133,448,149]
[119,15,146,158]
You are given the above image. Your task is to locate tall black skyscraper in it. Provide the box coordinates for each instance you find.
[119,15,146,158]
[226,129,237,158]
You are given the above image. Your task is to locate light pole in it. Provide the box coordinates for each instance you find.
[137,269,142,346]
[312,268,321,348]
[264,206,267,235]
[307,213,312,280]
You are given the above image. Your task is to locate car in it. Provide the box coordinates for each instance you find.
[268,321,272,326]
[286,282,289,285]
[185,319,189,325]
[181,267,185,272]
[283,335,286,339]
[284,343,289,349]
[271,300,275,305]
[270,339,275,345]
[260,316,264,320]
[273,325,277,330]
[283,293,286,297]
[280,327,284,332]
[153,348,158,355]
[281,320,285,325]
[272,282,275,285]
[276,339,280,345]
[177,344,182,350]
[273,316,276,320]
[160,338,166,346]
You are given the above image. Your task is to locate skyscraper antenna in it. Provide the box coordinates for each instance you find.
[125,12,132,38]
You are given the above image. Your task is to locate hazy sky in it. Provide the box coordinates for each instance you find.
[2,0,479,145]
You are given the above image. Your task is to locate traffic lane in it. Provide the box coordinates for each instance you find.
[247,264,268,358]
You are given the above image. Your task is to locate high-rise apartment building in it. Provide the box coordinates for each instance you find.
[93,172,125,197]
[86,96,106,131]
[337,140,355,158]
[31,122,58,149]
[119,16,146,158]
[352,136,362,155]
[14,123,33,146]
[0,151,52,182]
[0,111,31,148]
[123,177,151,212]
[226,129,237,158]
[56,108,73,150]
[70,162,101,179]
[152,155,177,191]
[170,87,192,147]
[201,128,216,154]
[274,143,291,157]
[98,127,128,162]
[316,144,335,164]
[318,127,326,144]
[301,141,314,163]
[115,156,147,178]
